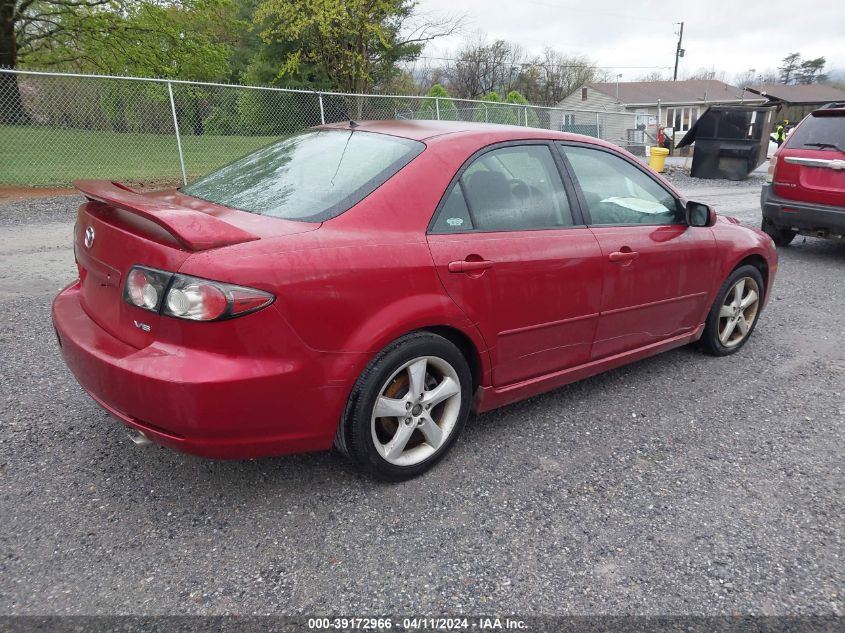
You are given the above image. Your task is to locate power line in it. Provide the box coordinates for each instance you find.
[515,0,659,22]
[410,56,672,70]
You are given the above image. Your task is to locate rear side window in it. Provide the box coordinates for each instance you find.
[182,129,424,222]
[431,183,474,232]
[430,144,575,233]
[785,113,845,150]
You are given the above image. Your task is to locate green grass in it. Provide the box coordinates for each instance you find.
[0,125,278,187]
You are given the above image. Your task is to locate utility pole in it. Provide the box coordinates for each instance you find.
[673,22,685,81]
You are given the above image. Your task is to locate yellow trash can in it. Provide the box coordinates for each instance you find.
[649,147,669,173]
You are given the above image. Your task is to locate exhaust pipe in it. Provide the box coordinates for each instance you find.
[127,429,153,447]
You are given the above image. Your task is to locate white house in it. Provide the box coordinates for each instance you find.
[556,80,766,148]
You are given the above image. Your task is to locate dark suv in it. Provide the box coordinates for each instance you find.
[761,102,845,246]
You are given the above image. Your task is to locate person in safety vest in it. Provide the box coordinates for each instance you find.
[775,120,788,146]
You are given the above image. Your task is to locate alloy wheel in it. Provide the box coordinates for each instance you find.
[370,356,462,467]
[718,277,760,348]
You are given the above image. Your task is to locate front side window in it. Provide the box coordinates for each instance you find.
[182,129,424,222]
[561,145,680,226]
[431,145,574,233]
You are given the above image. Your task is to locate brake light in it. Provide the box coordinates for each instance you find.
[165,279,229,321]
[123,265,274,321]
[766,159,778,183]
[125,267,171,311]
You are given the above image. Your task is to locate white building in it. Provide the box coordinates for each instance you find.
[556,79,766,149]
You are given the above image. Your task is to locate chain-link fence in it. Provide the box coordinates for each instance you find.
[0,69,648,188]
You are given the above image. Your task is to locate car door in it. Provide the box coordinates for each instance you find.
[557,142,717,360]
[426,142,604,387]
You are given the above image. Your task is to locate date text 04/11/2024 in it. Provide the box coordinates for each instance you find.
[306,617,528,630]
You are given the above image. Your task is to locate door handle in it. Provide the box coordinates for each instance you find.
[609,250,639,263]
[448,259,493,273]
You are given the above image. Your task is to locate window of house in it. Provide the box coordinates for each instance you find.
[581,87,588,101]
[563,114,576,126]
[665,106,700,133]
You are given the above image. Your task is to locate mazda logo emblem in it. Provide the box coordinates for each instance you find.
[84,226,95,249]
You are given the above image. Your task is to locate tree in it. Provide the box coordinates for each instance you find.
[376,68,420,95]
[404,55,447,94]
[1,0,113,122]
[759,69,780,85]
[505,89,538,127]
[796,57,826,84]
[473,91,514,124]
[469,90,538,126]
[444,35,523,99]
[416,83,458,120]
[735,68,779,87]
[686,66,727,82]
[1,0,240,124]
[517,48,598,105]
[777,53,827,85]
[637,71,668,82]
[778,52,801,84]
[439,37,598,105]
[21,0,237,79]
[733,68,758,89]
[254,0,456,94]
[238,27,331,89]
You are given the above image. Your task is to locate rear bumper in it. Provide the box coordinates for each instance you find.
[761,184,845,237]
[52,281,349,459]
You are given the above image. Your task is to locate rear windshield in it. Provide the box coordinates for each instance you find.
[182,129,424,222]
[785,112,845,150]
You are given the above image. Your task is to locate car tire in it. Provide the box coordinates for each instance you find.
[338,332,472,481]
[700,265,765,357]
[761,219,797,247]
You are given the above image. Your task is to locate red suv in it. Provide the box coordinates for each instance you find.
[762,103,845,245]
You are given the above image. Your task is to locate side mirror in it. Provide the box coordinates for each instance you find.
[685,200,717,227]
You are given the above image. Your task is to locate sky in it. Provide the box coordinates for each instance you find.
[414,0,845,83]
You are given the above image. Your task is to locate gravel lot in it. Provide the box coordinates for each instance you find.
[0,172,843,617]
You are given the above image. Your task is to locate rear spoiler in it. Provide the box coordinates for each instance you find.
[74,180,259,251]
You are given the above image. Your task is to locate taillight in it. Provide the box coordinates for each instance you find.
[124,267,172,312]
[123,265,274,321]
[164,279,229,321]
[766,158,778,183]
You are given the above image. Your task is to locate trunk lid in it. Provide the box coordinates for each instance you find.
[73,180,316,349]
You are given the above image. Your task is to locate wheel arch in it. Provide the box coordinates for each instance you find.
[419,325,484,392]
[336,322,489,443]
[326,289,491,383]
[732,253,769,294]
[335,323,487,467]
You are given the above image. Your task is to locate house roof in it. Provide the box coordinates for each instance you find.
[745,84,845,104]
[587,79,762,105]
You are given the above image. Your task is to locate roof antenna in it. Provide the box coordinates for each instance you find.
[349,120,359,129]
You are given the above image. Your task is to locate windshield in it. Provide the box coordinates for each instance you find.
[182,129,424,222]
[785,112,845,151]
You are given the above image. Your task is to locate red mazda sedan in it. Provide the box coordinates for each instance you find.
[53,121,777,479]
